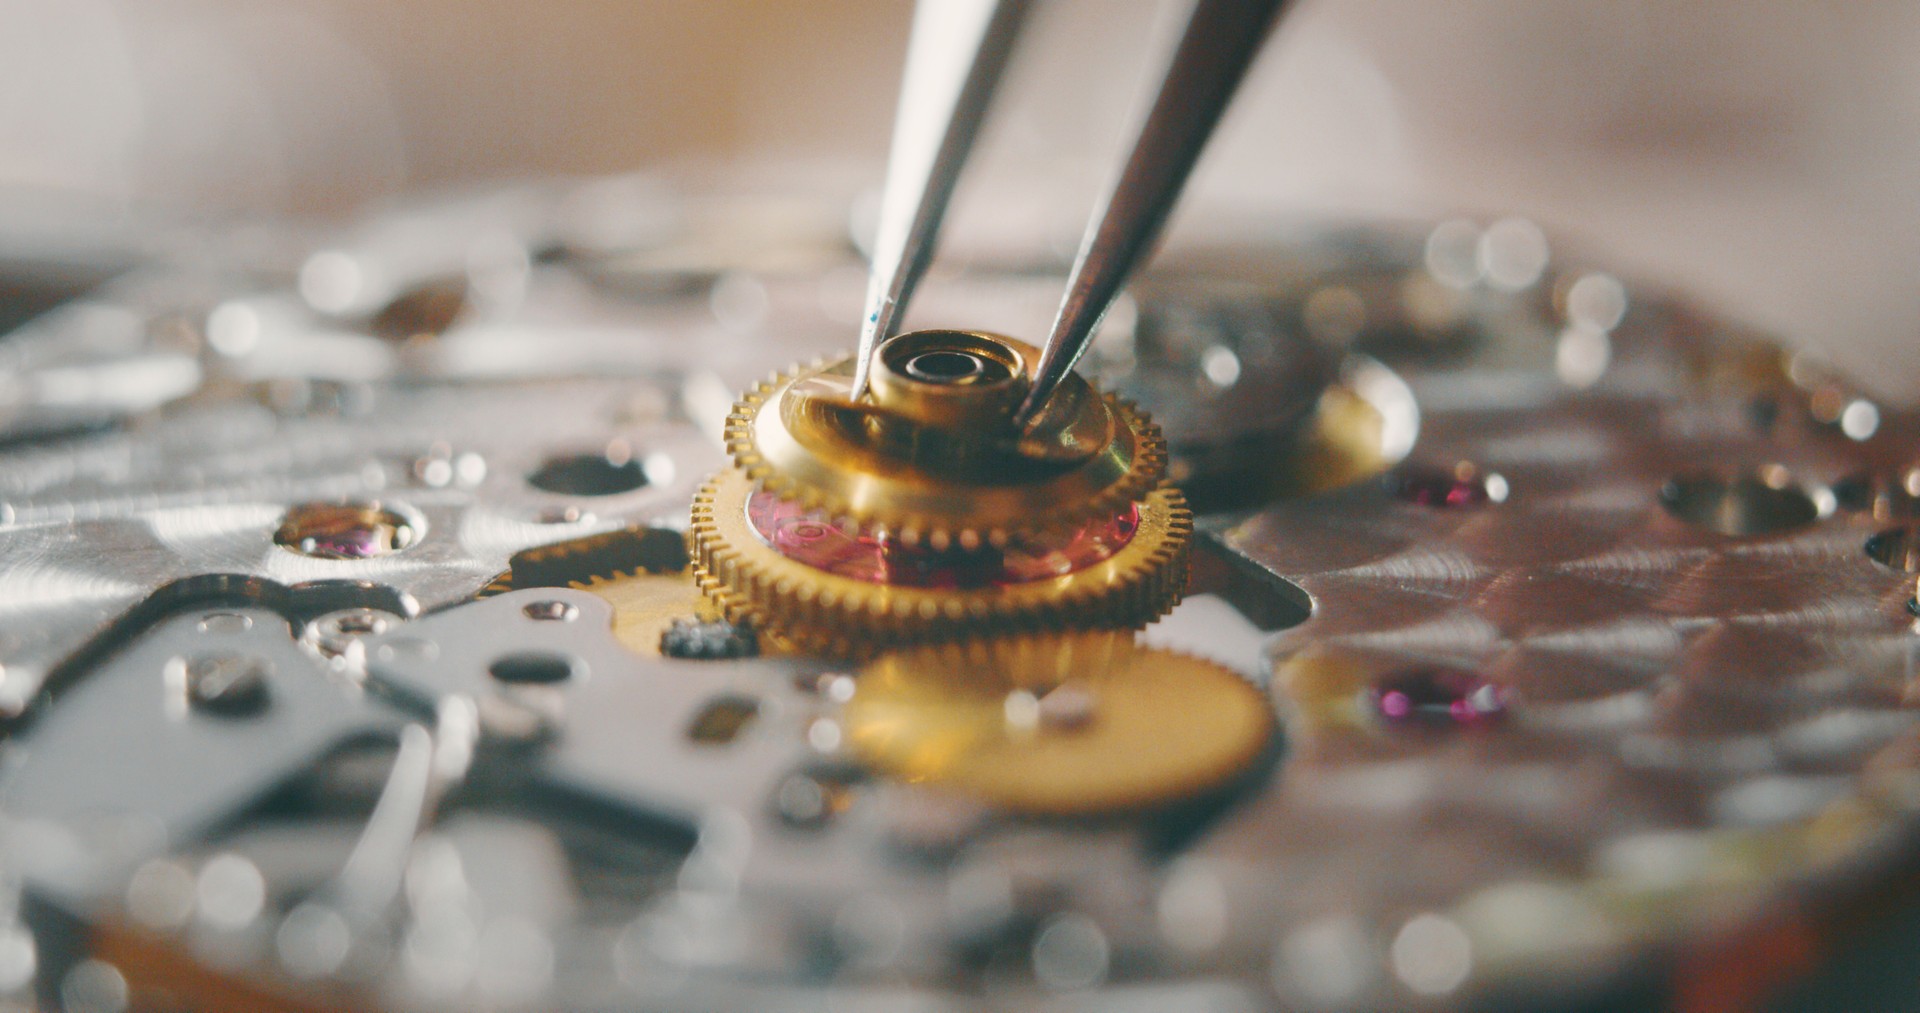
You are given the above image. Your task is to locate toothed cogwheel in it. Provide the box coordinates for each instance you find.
[477,526,770,659]
[842,632,1274,814]
[690,466,1192,657]
[725,329,1168,546]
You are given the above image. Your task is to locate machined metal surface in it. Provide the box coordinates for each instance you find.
[0,182,1913,1013]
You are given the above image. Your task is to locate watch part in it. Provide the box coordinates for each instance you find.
[3,186,1918,1013]
[690,466,1192,656]
[725,330,1168,546]
[844,632,1275,815]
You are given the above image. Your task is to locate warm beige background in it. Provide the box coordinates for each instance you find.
[0,1,1915,393]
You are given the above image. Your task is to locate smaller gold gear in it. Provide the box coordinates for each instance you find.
[576,568,722,658]
[690,466,1190,656]
[476,526,781,659]
[842,633,1274,814]
[726,329,1167,546]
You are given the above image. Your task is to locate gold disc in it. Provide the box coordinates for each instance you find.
[727,331,1168,546]
[843,633,1273,815]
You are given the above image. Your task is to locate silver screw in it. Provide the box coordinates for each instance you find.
[305,608,398,660]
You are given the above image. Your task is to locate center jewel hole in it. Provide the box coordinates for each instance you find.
[905,350,988,384]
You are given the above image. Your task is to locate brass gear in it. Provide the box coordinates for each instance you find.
[842,632,1274,814]
[576,569,724,658]
[725,330,1168,546]
[690,466,1192,657]
[475,525,776,659]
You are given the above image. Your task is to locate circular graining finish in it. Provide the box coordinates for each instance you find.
[1208,243,1920,1008]
[273,502,420,560]
[725,330,1168,546]
[845,633,1273,814]
[25,208,1920,1013]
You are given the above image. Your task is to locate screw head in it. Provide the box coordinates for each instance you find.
[304,608,398,661]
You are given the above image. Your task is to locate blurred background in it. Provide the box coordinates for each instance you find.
[0,0,1915,393]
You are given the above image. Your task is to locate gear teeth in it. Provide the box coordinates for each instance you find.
[475,525,691,596]
[723,353,1169,543]
[689,468,1191,658]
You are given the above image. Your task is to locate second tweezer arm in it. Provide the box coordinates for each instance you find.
[850,0,1033,402]
[1017,0,1290,427]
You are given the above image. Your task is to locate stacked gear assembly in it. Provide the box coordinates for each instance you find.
[691,329,1194,655]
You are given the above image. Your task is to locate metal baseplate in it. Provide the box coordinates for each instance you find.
[0,179,1915,1012]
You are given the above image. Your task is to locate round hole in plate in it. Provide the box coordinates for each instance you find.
[368,276,470,342]
[197,612,253,635]
[1833,469,1920,521]
[527,452,648,496]
[1658,469,1824,536]
[1367,666,1507,727]
[1865,526,1920,574]
[1390,462,1508,508]
[878,330,1020,386]
[275,502,419,559]
[522,600,578,622]
[488,651,579,685]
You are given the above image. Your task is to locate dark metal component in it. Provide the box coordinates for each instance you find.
[503,526,689,589]
[660,616,759,660]
[487,651,580,685]
[526,452,649,496]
